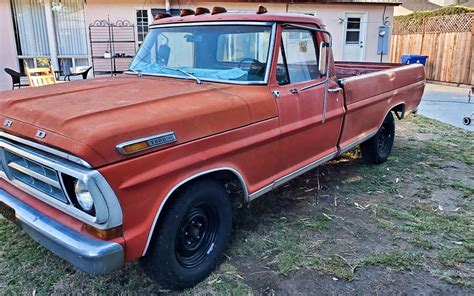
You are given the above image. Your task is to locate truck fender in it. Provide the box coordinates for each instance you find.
[141,167,249,256]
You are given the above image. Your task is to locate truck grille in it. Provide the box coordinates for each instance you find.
[2,149,69,204]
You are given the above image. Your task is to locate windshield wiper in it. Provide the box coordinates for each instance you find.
[162,66,202,85]
[125,68,143,77]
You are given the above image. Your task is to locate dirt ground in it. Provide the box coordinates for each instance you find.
[0,115,473,295]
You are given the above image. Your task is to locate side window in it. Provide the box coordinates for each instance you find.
[279,28,320,84]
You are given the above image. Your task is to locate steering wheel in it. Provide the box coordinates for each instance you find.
[238,58,264,69]
[238,58,266,78]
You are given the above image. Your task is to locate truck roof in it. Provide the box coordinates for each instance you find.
[151,11,326,28]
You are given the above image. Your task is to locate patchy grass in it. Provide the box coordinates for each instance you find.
[0,219,67,295]
[409,236,434,250]
[363,252,422,269]
[410,116,474,165]
[183,263,252,295]
[438,247,474,267]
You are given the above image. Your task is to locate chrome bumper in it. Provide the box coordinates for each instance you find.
[0,188,124,275]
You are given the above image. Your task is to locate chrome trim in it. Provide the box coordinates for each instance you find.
[249,152,337,201]
[0,131,91,168]
[338,130,378,156]
[328,87,343,93]
[0,189,124,275]
[116,132,177,155]
[8,162,61,189]
[126,22,277,86]
[142,167,248,256]
[0,137,122,230]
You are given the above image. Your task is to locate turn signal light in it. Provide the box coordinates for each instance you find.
[155,12,171,20]
[211,6,227,15]
[180,9,195,17]
[121,141,149,154]
[84,224,123,240]
[257,5,268,14]
[196,7,210,15]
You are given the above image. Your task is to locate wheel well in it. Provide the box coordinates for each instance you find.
[142,169,247,256]
[391,104,406,120]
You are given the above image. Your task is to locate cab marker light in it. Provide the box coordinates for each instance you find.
[196,7,210,15]
[180,9,195,17]
[211,6,227,15]
[116,132,177,155]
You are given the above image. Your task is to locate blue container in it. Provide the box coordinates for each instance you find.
[401,55,429,65]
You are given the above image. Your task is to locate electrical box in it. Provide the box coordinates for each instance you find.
[377,26,389,55]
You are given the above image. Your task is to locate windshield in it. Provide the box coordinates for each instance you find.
[128,24,273,83]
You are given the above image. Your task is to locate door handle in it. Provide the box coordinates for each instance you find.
[328,87,342,93]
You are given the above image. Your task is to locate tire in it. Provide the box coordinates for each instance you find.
[360,112,395,164]
[463,117,471,126]
[142,179,233,291]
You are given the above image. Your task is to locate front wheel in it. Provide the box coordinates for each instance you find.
[142,179,233,290]
[360,112,395,164]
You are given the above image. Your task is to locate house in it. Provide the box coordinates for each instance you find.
[0,0,401,91]
[395,0,474,15]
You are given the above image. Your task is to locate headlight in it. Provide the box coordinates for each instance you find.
[74,180,94,212]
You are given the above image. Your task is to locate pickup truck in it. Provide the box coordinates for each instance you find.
[0,7,425,290]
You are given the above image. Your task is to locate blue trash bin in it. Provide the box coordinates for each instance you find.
[401,55,429,65]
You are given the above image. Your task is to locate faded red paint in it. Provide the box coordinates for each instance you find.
[0,12,425,263]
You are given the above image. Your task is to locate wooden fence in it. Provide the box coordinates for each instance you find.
[390,13,473,85]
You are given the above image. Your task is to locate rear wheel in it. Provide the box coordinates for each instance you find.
[360,112,395,164]
[142,179,233,290]
[463,117,471,126]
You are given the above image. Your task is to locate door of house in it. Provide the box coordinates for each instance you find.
[342,13,367,61]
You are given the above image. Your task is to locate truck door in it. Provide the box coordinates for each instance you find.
[272,26,344,177]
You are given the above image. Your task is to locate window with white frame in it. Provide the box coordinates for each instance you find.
[10,0,89,75]
[136,9,149,45]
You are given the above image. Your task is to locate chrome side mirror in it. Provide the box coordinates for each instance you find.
[319,41,329,77]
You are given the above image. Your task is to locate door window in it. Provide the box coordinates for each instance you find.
[345,17,361,44]
[277,28,320,85]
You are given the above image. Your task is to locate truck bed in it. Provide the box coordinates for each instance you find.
[334,61,404,79]
[334,62,426,153]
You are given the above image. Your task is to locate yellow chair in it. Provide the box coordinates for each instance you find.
[24,62,59,87]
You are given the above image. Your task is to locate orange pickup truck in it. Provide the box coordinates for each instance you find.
[0,8,425,290]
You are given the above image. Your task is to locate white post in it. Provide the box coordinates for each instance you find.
[165,0,170,13]
[43,0,59,70]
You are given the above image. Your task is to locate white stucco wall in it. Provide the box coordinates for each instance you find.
[0,0,20,91]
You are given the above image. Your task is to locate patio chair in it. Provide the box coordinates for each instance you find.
[64,66,92,81]
[4,68,29,89]
[24,62,58,87]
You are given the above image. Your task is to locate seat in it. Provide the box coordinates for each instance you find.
[64,66,92,81]
[4,68,29,89]
[24,62,58,87]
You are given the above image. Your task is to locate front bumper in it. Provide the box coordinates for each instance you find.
[0,188,124,275]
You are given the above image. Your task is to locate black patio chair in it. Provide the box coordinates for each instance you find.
[64,66,93,81]
[4,68,29,89]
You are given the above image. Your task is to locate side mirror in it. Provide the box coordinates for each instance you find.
[319,41,330,77]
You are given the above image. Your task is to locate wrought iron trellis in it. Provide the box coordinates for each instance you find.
[89,17,136,76]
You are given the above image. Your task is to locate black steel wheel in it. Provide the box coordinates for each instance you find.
[175,203,219,268]
[142,179,233,291]
[360,112,395,164]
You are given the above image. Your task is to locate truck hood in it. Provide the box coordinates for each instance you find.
[0,76,276,167]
